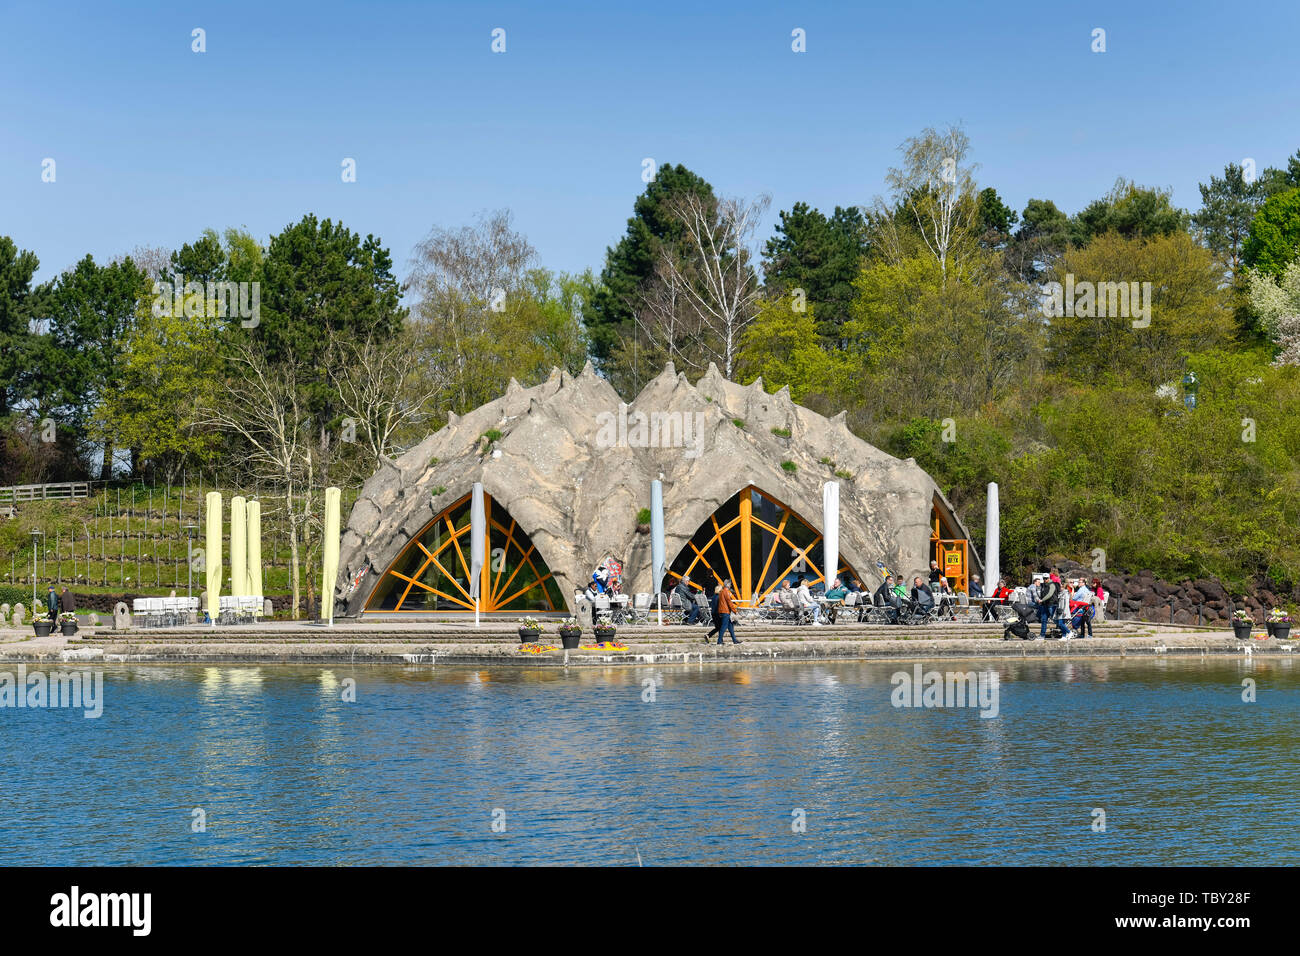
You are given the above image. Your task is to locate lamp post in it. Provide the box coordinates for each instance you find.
[1182,371,1198,411]
[183,524,198,600]
[30,529,43,608]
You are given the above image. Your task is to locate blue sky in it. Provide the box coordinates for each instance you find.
[3,0,1298,288]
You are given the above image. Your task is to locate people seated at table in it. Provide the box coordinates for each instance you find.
[795,576,825,625]
[987,577,1013,620]
[931,576,956,619]
[822,578,848,622]
[873,575,902,623]
[911,576,935,611]
[674,575,702,625]
[969,574,984,599]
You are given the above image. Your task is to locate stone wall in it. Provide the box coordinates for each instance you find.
[1050,560,1287,625]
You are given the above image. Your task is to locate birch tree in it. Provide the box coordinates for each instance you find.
[654,192,770,377]
[325,328,449,471]
[202,336,311,617]
[874,125,979,284]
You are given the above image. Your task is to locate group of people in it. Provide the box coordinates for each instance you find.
[663,558,1109,638]
[990,570,1107,640]
[672,575,742,645]
[38,584,74,620]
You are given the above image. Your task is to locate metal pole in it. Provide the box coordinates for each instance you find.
[30,531,40,607]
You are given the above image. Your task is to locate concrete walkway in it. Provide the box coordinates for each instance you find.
[0,619,1292,666]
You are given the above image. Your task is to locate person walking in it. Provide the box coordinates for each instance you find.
[45,584,59,621]
[715,578,741,645]
[60,587,74,619]
[702,582,721,643]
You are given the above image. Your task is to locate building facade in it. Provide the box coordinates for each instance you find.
[335,363,976,617]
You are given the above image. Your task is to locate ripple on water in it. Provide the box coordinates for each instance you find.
[0,658,1296,865]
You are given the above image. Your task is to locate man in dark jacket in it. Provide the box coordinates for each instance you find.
[928,560,943,586]
[873,576,900,623]
[675,576,701,625]
[45,585,59,621]
[1037,576,1061,638]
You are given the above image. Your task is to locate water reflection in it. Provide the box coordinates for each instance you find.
[1,659,1296,866]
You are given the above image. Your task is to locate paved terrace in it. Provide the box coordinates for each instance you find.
[0,618,1294,665]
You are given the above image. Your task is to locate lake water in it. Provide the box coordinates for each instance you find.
[1,658,1296,865]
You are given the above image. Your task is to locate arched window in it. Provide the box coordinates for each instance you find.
[666,486,857,605]
[364,492,565,613]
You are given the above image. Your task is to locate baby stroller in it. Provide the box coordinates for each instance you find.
[1002,601,1039,641]
[1066,602,1094,638]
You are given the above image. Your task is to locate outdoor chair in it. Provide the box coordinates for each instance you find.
[898,598,940,626]
[861,602,897,625]
[629,592,651,624]
[833,591,860,623]
[662,591,685,625]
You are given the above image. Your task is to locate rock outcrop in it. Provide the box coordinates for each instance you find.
[336,363,973,615]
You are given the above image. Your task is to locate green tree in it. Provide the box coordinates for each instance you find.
[1257,149,1300,198]
[975,187,1018,248]
[846,248,1038,418]
[1007,198,1071,283]
[735,298,850,403]
[0,236,43,419]
[761,202,869,338]
[43,255,149,478]
[91,298,222,484]
[1071,178,1188,245]
[1046,231,1235,385]
[1193,162,1265,280]
[408,211,590,413]
[588,164,716,364]
[1242,187,1300,278]
[258,215,404,435]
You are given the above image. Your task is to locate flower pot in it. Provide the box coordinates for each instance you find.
[1266,622,1276,638]
[61,621,79,636]
[32,621,52,637]
[558,627,581,649]
[518,627,541,642]
[593,627,616,643]
[1274,623,1291,641]
[1232,620,1252,640]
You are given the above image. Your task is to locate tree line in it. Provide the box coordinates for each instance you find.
[2,125,1300,594]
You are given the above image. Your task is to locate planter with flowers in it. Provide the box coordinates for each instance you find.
[1231,608,1254,640]
[593,621,617,643]
[31,601,52,637]
[557,617,582,649]
[517,617,544,642]
[1267,608,1291,641]
[59,612,79,636]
